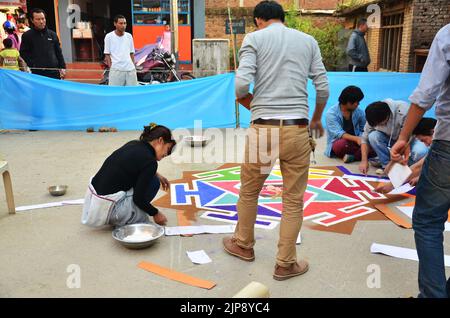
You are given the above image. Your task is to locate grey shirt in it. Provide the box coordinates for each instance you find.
[235,22,329,121]
[409,23,450,142]
[346,30,371,68]
[361,99,410,145]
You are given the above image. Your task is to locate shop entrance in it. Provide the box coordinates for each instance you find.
[69,0,131,61]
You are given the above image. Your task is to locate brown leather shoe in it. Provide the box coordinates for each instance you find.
[273,260,309,281]
[222,236,255,262]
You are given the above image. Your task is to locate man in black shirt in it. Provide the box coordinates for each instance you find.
[20,8,66,79]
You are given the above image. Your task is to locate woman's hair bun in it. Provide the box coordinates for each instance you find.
[144,122,158,132]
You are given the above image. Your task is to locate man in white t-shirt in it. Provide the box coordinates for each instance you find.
[104,15,138,86]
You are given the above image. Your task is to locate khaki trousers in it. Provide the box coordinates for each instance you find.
[234,124,311,267]
[109,69,138,86]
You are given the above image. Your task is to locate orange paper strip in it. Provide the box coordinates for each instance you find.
[138,261,216,290]
[402,200,416,207]
[375,204,412,229]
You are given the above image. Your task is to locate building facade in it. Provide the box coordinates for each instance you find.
[336,0,450,72]
[205,0,340,47]
[26,0,206,64]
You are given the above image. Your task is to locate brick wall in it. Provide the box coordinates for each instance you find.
[399,1,414,72]
[367,28,381,72]
[205,2,341,47]
[412,0,450,49]
[205,9,257,48]
[205,0,295,9]
[343,0,449,72]
[205,0,339,10]
[204,0,342,69]
[299,0,339,10]
[205,13,342,49]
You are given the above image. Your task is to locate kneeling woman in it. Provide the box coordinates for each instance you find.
[82,124,176,228]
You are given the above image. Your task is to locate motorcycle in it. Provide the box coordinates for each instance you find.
[137,46,195,83]
[100,45,195,85]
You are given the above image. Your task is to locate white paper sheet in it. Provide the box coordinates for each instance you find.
[342,174,389,183]
[388,163,412,188]
[397,206,450,232]
[186,250,212,265]
[296,232,302,245]
[388,183,415,195]
[397,206,413,218]
[62,199,85,205]
[16,198,84,212]
[165,225,236,236]
[370,243,450,267]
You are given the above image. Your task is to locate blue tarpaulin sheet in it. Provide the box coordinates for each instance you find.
[240,72,435,127]
[0,70,434,131]
[0,70,236,130]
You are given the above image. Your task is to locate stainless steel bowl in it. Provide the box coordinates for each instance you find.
[183,135,210,147]
[112,223,164,249]
[48,185,68,196]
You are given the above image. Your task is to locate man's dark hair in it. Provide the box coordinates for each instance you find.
[253,1,285,26]
[365,101,391,127]
[357,17,367,27]
[339,86,364,105]
[114,15,126,23]
[30,8,46,19]
[3,38,13,49]
[413,118,437,136]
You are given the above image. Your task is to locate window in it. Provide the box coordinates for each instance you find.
[380,13,404,71]
[132,0,190,25]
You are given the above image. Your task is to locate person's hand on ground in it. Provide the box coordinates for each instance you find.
[157,173,170,191]
[153,211,167,226]
[375,182,394,194]
[310,120,324,139]
[359,160,369,175]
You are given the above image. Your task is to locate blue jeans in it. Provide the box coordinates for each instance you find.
[413,140,450,298]
[368,131,428,167]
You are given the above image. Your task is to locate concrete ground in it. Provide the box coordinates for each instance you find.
[0,130,449,298]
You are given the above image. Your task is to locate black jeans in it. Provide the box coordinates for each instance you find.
[348,65,368,72]
[32,69,61,79]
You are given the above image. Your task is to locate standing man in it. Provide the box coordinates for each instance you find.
[346,18,371,72]
[20,8,66,79]
[222,1,329,281]
[104,15,138,86]
[390,23,450,298]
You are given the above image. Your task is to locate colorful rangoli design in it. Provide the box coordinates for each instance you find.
[154,164,410,234]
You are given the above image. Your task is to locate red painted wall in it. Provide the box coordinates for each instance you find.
[133,25,192,62]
